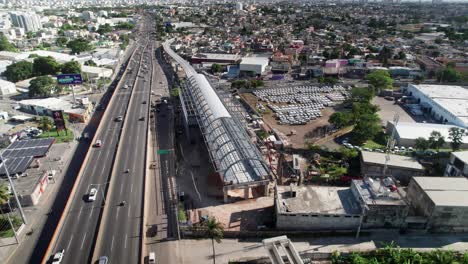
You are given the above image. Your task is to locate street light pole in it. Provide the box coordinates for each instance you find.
[0,151,27,225]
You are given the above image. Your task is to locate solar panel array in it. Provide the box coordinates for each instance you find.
[0,138,54,176]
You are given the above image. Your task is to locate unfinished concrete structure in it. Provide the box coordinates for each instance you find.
[263,236,304,264]
[163,40,270,202]
[406,177,468,232]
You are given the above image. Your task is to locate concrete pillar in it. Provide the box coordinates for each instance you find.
[244,188,249,199]
[223,190,228,203]
[264,184,269,196]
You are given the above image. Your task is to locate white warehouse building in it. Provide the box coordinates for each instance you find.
[404,84,468,128]
[240,56,269,76]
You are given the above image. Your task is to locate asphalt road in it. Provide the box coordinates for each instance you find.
[44,22,152,263]
[91,19,156,263]
[92,42,152,263]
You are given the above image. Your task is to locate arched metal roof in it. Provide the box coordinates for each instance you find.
[163,40,269,185]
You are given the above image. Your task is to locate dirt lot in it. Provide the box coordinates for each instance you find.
[241,92,335,149]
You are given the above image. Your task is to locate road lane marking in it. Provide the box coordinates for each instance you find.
[89,207,94,219]
[78,206,83,218]
[80,232,87,250]
[124,233,128,248]
[66,235,73,251]
[130,183,133,193]
[128,204,131,217]
[120,183,124,195]
[111,235,114,251]
[116,207,120,220]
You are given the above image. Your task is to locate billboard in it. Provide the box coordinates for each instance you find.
[52,110,66,131]
[57,74,83,85]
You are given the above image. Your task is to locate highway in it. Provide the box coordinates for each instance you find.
[91,42,153,263]
[44,19,153,264]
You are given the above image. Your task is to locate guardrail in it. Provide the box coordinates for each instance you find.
[40,43,139,264]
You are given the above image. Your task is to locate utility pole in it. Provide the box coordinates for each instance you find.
[0,151,27,225]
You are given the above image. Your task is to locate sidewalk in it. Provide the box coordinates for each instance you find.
[169,233,468,264]
[1,141,78,264]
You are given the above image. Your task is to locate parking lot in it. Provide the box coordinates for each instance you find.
[373,97,416,125]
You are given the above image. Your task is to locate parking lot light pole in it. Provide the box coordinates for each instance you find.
[0,151,28,225]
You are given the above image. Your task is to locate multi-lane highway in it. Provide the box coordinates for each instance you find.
[91,41,153,263]
[43,17,155,264]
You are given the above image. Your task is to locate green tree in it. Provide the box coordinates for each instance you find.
[415,137,430,151]
[33,56,61,76]
[29,76,56,98]
[365,70,393,93]
[211,63,222,73]
[428,131,445,151]
[448,127,466,151]
[97,23,113,34]
[0,184,11,205]
[437,67,462,82]
[0,35,16,51]
[340,147,358,160]
[115,22,135,30]
[3,61,34,82]
[61,60,81,74]
[39,116,54,132]
[352,113,381,144]
[250,79,264,88]
[56,37,68,47]
[350,87,375,102]
[329,112,350,129]
[67,38,93,54]
[377,46,393,65]
[203,217,224,264]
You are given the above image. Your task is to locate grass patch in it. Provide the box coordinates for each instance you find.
[362,140,385,149]
[177,203,187,222]
[39,129,74,143]
[0,228,14,238]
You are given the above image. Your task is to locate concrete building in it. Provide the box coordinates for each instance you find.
[9,11,42,32]
[444,151,468,177]
[351,178,409,229]
[386,121,468,149]
[190,53,241,65]
[18,97,92,122]
[275,184,362,230]
[404,84,468,128]
[406,177,468,232]
[360,151,425,185]
[82,11,94,22]
[0,79,16,95]
[240,56,269,76]
[236,2,243,11]
[82,65,113,79]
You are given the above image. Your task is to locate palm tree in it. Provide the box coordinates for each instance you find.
[203,217,224,264]
[0,184,11,205]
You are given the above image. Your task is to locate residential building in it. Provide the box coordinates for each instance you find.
[360,151,425,185]
[444,151,468,177]
[406,177,468,232]
[82,11,94,22]
[404,84,468,128]
[0,79,16,95]
[9,11,42,32]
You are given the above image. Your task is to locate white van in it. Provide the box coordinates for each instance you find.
[148,252,156,264]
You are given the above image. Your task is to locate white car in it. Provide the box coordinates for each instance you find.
[52,249,65,264]
[88,188,97,202]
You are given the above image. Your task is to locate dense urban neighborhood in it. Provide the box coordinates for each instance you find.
[0,1,467,264]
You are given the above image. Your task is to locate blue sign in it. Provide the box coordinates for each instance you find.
[57,74,83,85]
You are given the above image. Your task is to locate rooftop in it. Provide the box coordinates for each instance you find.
[240,56,270,65]
[412,177,468,207]
[361,151,424,171]
[390,121,468,143]
[352,179,407,206]
[276,185,361,215]
[192,53,240,61]
[452,151,468,164]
